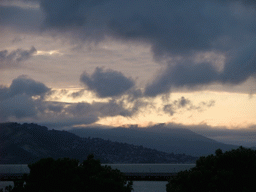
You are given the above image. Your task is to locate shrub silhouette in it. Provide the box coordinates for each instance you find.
[13,154,133,192]
[166,147,256,192]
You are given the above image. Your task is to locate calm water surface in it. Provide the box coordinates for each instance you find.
[0,181,167,192]
[132,181,167,192]
[1,164,177,192]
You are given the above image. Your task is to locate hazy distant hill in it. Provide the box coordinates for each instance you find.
[69,124,238,156]
[0,122,197,164]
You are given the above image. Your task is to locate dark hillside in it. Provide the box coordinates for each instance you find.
[69,124,238,156]
[0,123,197,164]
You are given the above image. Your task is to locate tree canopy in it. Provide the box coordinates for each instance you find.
[12,154,133,192]
[166,147,256,192]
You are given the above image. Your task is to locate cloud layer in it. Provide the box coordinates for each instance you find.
[1,0,256,129]
[1,0,256,96]
[145,40,256,96]
[0,47,37,69]
[0,76,138,127]
[0,75,50,121]
[80,67,135,98]
[163,96,215,116]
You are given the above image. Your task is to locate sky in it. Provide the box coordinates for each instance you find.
[1,0,256,145]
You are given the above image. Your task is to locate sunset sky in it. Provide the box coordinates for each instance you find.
[1,0,256,141]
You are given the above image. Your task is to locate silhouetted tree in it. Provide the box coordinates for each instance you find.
[166,147,256,192]
[12,154,132,192]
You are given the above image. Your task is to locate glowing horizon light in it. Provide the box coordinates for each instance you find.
[95,91,256,129]
[36,50,63,56]
[43,88,256,129]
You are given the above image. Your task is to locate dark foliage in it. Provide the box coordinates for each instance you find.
[11,155,133,192]
[166,147,256,192]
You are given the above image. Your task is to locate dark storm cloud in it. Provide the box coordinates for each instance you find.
[34,101,100,126]
[63,100,133,118]
[37,0,225,54]
[0,47,37,69]
[0,94,37,120]
[109,1,224,56]
[145,39,256,96]
[35,0,255,53]
[39,0,113,29]
[40,0,86,28]
[220,40,256,84]
[2,0,256,55]
[2,0,256,96]
[216,0,256,6]
[0,86,9,101]
[46,102,63,113]
[176,97,191,108]
[36,99,135,129]
[92,100,132,117]
[80,67,135,98]
[0,4,43,31]
[0,76,50,121]
[163,105,175,116]
[0,75,50,100]
[0,76,137,125]
[164,97,192,115]
[163,96,215,116]
[33,0,256,95]
[8,75,50,97]
[145,62,219,96]
[68,90,85,98]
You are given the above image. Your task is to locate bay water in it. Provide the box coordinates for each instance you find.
[132,181,167,192]
[2,164,191,192]
[0,181,167,192]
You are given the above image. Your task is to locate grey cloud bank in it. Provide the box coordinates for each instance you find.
[80,67,135,98]
[0,75,137,126]
[1,0,256,130]
[0,47,37,69]
[145,40,256,96]
[163,96,215,116]
[0,76,50,121]
[0,4,43,31]
[38,0,256,53]
[1,0,256,96]
[0,75,49,101]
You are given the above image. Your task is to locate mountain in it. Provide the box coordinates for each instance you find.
[69,124,239,156]
[0,122,197,164]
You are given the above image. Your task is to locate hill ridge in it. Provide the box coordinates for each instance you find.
[69,124,238,156]
[0,122,197,164]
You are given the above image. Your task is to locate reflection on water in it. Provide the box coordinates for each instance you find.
[132,181,167,192]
